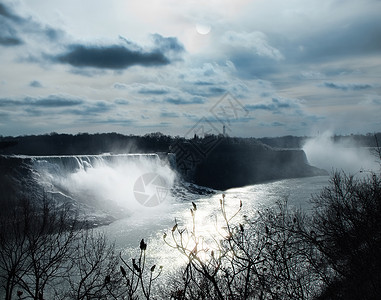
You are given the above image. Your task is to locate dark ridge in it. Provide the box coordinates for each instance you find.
[189,140,327,190]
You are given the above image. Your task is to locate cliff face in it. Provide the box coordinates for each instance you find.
[181,142,327,190]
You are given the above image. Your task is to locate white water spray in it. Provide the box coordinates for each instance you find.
[32,154,177,217]
[303,131,378,174]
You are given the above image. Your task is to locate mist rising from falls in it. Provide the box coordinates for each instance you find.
[303,132,378,174]
[32,154,177,217]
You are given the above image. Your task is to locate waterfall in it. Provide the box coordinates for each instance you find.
[7,154,177,220]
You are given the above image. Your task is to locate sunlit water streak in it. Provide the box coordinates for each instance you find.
[101,176,330,280]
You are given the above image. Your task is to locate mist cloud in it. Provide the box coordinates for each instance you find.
[303,131,378,173]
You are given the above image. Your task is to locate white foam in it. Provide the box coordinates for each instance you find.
[32,154,177,214]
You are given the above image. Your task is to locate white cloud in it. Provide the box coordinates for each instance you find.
[222,31,284,61]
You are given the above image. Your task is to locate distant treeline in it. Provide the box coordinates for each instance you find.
[258,132,381,149]
[0,132,172,155]
[0,132,380,155]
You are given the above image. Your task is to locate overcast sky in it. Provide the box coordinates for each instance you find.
[0,0,380,137]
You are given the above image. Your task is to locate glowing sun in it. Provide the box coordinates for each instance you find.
[196,23,211,35]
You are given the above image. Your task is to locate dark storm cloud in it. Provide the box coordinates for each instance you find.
[68,68,106,77]
[0,95,84,107]
[193,81,214,86]
[287,17,381,64]
[113,83,128,89]
[114,98,129,105]
[0,99,16,107]
[220,31,284,78]
[160,111,179,118]
[224,13,381,79]
[23,107,41,116]
[138,86,170,95]
[29,80,42,88]
[370,98,381,105]
[119,35,143,52]
[0,3,23,47]
[43,27,64,42]
[0,2,63,48]
[113,82,173,95]
[228,52,282,78]
[245,97,298,112]
[152,33,185,56]
[164,96,205,105]
[91,118,133,126]
[208,87,226,95]
[0,111,9,118]
[1,95,116,120]
[29,96,83,107]
[0,35,22,46]
[54,44,170,69]
[322,82,373,91]
[158,122,171,127]
[181,85,227,98]
[271,121,284,127]
[65,101,114,116]
[1,1,182,74]
[0,2,21,21]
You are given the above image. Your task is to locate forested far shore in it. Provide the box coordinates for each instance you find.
[0,132,380,155]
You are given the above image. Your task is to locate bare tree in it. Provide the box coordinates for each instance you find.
[0,198,30,300]
[0,195,82,299]
[64,230,121,300]
[164,195,325,299]
[310,171,381,299]
[16,197,80,299]
[118,239,163,300]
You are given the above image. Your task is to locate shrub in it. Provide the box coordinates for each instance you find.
[311,171,381,299]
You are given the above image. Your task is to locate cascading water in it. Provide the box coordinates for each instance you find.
[10,154,177,223]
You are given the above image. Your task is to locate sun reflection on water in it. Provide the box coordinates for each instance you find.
[101,176,329,284]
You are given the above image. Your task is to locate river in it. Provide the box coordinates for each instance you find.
[101,175,330,277]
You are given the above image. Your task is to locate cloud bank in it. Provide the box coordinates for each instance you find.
[55,44,170,69]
